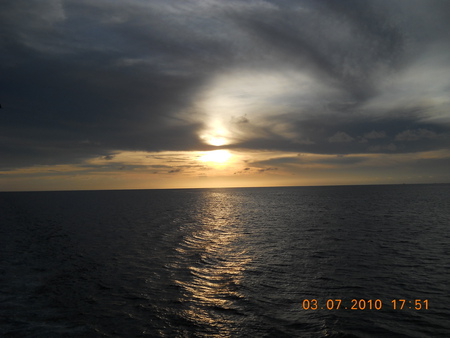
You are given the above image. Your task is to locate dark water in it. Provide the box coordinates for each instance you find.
[1,184,449,337]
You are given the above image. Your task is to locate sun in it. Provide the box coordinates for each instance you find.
[200,131,229,146]
[208,136,227,146]
[199,150,232,164]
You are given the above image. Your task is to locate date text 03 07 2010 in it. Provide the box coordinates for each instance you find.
[302,299,429,310]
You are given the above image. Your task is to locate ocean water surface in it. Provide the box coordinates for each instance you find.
[0,184,449,337]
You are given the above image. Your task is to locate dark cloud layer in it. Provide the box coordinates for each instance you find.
[1,0,450,170]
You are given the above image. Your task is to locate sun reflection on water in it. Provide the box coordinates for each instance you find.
[172,191,251,336]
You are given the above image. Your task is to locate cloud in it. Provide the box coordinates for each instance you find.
[328,132,354,143]
[232,116,249,124]
[233,166,278,175]
[363,131,387,140]
[1,0,450,173]
[395,129,440,141]
[258,167,278,173]
[367,143,397,153]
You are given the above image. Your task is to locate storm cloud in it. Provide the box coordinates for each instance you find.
[1,0,450,170]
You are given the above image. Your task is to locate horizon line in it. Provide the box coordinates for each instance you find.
[1,181,448,194]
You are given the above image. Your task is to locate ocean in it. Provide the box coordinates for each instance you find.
[0,184,449,337]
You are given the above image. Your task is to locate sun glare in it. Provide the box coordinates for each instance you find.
[200,129,229,146]
[199,150,232,164]
[209,136,227,146]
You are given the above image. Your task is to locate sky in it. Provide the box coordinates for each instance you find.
[1,0,450,191]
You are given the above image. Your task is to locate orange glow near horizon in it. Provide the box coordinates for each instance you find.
[1,149,449,192]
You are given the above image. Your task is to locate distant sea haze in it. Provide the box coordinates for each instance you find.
[1,184,449,337]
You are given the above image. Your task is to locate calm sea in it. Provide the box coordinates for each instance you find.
[0,184,449,337]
